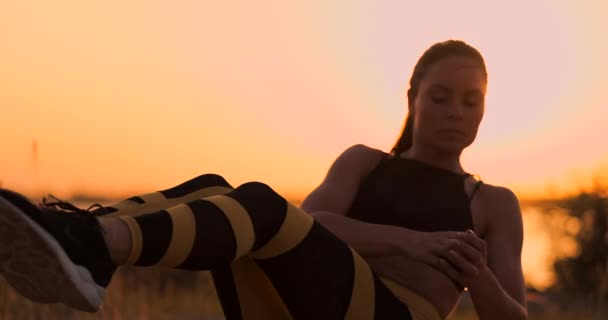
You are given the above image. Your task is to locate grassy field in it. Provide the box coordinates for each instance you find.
[0,268,224,320]
[1,197,605,319]
[1,267,604,319]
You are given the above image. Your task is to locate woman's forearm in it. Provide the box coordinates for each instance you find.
[467,267,528,320]
[309,211,413,258]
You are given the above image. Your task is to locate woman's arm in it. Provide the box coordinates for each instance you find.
[467,187,527,319]
[309,211,418,257]
[300,144,410,257]
[440,186,528,320]
[300,144,463,262]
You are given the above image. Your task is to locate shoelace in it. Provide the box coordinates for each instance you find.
[40,195,109,233]
[41,194,108,215]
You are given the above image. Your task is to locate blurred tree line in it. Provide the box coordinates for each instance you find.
[543,180,608,312]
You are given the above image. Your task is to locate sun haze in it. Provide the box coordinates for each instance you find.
[1,0,607,201]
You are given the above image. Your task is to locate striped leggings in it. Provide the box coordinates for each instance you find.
[101,174,414,320]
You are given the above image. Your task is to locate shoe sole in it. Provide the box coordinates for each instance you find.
[0,196,104,312]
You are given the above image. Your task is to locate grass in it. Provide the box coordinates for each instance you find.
[448,309,603,320]
[0,268,224,320]
[1,197,605,319]
[1,268,604,319]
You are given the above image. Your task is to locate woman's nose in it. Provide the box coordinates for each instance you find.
[447,103,464,119]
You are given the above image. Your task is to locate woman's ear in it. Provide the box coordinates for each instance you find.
[406,88,415,114]
[407,101,415,119]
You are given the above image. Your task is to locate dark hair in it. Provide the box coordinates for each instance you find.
[390,40,487,156]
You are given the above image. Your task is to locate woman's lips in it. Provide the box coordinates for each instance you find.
[438,129,465,136]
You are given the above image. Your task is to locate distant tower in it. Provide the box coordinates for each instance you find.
[31,139,40,178]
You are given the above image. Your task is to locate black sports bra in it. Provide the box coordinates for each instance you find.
[347,154,481,233]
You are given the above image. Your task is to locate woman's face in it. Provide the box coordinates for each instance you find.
[411,55,486,153]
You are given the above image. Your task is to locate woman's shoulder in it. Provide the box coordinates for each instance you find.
[343,143,388,158]
[473,181,523,232]
[339,144,388,169]
[323,144,388,185]
[476,182,520,207]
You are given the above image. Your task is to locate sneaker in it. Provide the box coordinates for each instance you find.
[0,189,117,312]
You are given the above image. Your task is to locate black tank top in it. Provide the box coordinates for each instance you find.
[347,153,480,232]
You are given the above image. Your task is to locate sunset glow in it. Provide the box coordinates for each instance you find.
[2,0,608,293]
[1,1,607,200]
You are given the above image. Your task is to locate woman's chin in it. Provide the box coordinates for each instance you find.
[432,141,467,154]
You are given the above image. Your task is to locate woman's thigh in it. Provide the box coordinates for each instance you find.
[243,221,413,320]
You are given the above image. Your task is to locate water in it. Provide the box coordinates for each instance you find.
[521,205,578,290]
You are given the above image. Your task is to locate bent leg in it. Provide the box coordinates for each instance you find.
[100,174,234,218]
[96,173,242,319]
[112,181,413,319]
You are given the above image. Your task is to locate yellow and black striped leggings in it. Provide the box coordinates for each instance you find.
[100,174,415,320]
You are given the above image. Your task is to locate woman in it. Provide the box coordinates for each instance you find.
[0,40,527,319]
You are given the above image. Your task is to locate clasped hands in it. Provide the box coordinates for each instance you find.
[403,229,488,288]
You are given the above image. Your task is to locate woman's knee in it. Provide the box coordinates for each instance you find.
[190,173,233,188]
[231,181,289,247]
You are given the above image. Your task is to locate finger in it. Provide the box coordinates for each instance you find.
[426,254,443,270]
[436,238,461,254]
[435,231,461,239]
[459,230,486,252]
[453,240,483,267]
[438,257,465,287]
[442,249,479,278]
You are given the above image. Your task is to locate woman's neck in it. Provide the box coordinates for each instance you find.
[399,145,465,174]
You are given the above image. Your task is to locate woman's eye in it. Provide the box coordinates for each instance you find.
[431,95,447,104]
[464,92,483,107]
[464,97,483,107]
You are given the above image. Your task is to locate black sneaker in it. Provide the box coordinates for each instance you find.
[0,189,117,312]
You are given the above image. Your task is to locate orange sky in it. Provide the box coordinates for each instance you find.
[1,0,608,201]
